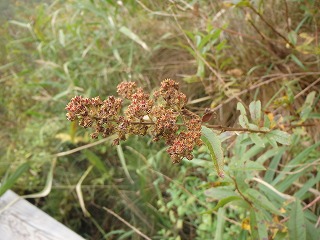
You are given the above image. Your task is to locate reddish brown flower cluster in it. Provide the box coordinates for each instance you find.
[65,95,123,139]
[65,79,202,163]
[154,79,187,109]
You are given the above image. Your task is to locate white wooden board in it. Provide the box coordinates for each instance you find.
[0,190,86,240]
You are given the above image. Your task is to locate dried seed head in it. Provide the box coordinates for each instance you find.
[117,81,137,99]
[66,79,203,163]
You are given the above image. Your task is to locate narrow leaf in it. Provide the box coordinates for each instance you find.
[288,200,306,240]
[290,54,306,70]
[245,189,280,215]
[83,149,108,173]
[256,210,268,240]
[306,219,320,240]
[0,162,30,196]
[214,208,225,239]
[119,26,150,51]
[201,126,225,178]
[116,145,134,184]
[250,209,259,240]
[213,196,242,211]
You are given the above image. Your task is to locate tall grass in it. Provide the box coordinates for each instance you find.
[0,0,319,239]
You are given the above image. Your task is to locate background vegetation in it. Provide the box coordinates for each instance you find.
[0,0,319,239]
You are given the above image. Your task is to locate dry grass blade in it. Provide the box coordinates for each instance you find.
[76,165,93,217]
[55,138,111,157]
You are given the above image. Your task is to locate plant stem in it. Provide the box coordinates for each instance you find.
[108,119,317,133]
[205,124,269,133]
[231,176,254,208]
[248,6,294,48]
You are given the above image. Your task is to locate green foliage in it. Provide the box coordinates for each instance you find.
[1,0,319,239]
[201,126,224,177]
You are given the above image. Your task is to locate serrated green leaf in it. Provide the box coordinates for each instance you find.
[288,200,306,240]
[0,162,30,196]
[249,133,265,147]
[213,196,242,211]
[249,100,261,123]
[245,189,280,215]
[201,126,224,178]
[266,130,291,145]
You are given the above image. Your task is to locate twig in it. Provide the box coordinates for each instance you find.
[231,176,253,207]
[294,77,320,99]
[205,124,269,133]
[248,6,294,48]
[283,0,291,32]
[248,19,267,41]
[102,207,152,240]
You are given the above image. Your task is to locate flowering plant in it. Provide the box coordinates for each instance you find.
[65,79,203,163]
